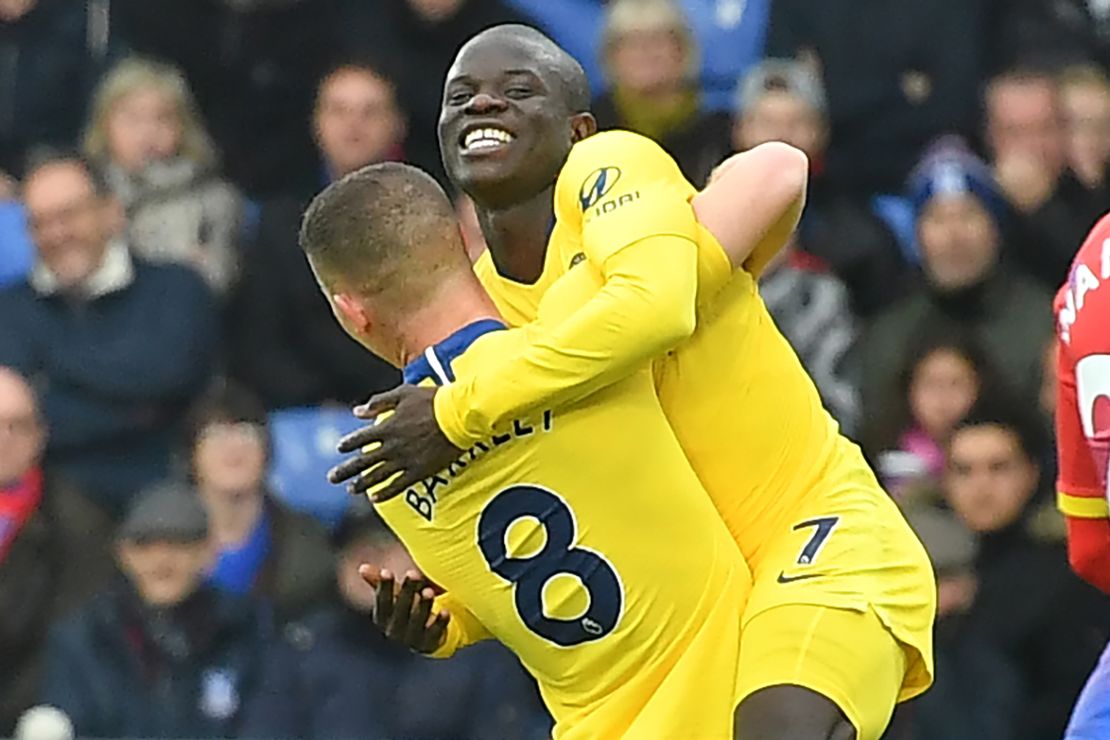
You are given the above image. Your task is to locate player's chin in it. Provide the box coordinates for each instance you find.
[451,149,526,194]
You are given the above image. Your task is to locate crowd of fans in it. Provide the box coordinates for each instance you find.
[0,0,1108,738]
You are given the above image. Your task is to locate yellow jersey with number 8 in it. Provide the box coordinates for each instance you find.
[372,319,751,739]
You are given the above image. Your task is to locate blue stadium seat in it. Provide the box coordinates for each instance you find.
[267,406,366,529]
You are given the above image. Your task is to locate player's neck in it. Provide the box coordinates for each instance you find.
[476,189,553,285]
[396,282,503,367]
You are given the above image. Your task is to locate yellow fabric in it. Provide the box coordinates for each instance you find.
[436,132,701,451]
[1058,490,1110,519]
[735,604,907,740]
[739,469,936,704]
[427,591,490,659]
[611,86,701,144]
[375,326,751,739]
[449,129,935,713]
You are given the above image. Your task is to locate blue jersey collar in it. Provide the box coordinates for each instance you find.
[402,319,506,386]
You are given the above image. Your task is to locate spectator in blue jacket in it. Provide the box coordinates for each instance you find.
[40,481,287,739]
[0,152,217,516]
[281,500,552,739]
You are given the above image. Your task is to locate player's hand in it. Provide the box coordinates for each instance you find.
[360,565,450,654]
[328,384,464,501]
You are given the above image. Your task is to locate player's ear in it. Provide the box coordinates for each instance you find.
[570,113,597,143]
[333,292,373,334]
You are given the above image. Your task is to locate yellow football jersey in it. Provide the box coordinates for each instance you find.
[446,131,934,702]
[374,319,750,739]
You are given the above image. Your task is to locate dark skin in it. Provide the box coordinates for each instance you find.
[336,28,859,740]
[359,565,448,654]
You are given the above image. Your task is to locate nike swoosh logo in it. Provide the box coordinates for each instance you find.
[776,571,825,584]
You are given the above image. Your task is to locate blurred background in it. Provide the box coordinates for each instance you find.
[0,0,1108,738]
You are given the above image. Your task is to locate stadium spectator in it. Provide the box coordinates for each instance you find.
[759,239,859,436]
[83,58,242,296]
[984,68,1108,289]
[277,500,551,739]
[500,0,606,92]
[943,406,1110,740]
[507,0,770,112]
[733,59,909,316]
[186,384,334,625]
[0,368,113,736]
[867,331,999,500]
[0,153,217,515]
[593,0,731,185]
[1060,64,1110,191]
[901,505,1019,740]
[860,142,1053,433]
[228,62,401,410]
[672,0,770,112]
[40,481,286,739]
[345,0,529,184]
[111,0,346,197]
[766,0,984,195]
[0,0,118,179]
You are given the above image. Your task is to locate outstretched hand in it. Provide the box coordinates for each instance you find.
[360,565,449,654]
[328,385,465,501]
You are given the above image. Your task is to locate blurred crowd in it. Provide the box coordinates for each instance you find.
[0,0,1108,738]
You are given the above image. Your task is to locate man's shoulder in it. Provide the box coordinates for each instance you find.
[566,130,671,169]
[132,258,213,297]
[0,277,36,304]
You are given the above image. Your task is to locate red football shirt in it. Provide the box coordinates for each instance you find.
[1056,212,1110,592]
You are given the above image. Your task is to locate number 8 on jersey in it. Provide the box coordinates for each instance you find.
[478,484,625,646]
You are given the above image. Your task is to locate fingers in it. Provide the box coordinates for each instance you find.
[354,387,407,419]
[420,607,451,654]
[387,571,424,640]
[328,442,391,485]
[347,461,403,498]
[359,468,422,502]
[336,420,390,455]
[359,563,382,589]
[406,587,436,647]
[373,569,396,630]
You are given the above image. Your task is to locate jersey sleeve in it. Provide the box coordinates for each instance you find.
[427,590,492,659]
[433,132,701,449]
[554,130,700,264]
[1056,213,1110,593]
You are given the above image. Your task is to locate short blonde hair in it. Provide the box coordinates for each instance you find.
[83,57,217,168]
[602,0,699,79]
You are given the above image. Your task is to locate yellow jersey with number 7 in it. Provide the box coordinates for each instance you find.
[454,130,935,703]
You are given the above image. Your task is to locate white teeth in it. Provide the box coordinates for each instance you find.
[463,127,514,150]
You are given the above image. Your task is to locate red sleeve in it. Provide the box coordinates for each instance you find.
[1057,212,1110,593]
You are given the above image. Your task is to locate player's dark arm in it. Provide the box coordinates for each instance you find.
[333,232,700,497]
[332,139,808,500]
